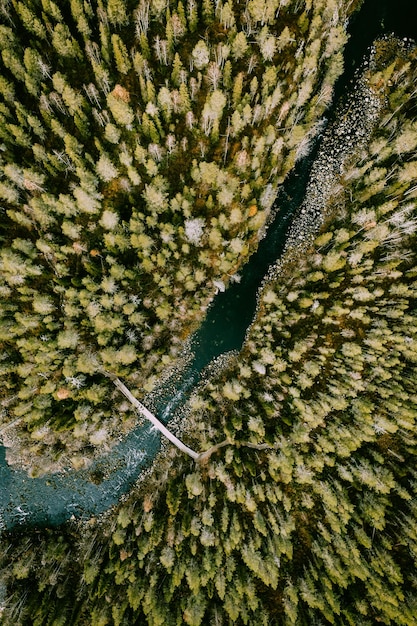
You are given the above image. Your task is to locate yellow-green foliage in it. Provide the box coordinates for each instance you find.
[1,38,417,626]
[0,0,359,471]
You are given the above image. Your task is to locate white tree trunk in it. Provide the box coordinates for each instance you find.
[106,373,277,464]
[110,375,200,460]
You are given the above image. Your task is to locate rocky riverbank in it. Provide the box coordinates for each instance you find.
[279,36,416,259]
[281,58,384,254]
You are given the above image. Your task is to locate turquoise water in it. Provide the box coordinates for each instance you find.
[0,423,160,529]
[0,143,317,532]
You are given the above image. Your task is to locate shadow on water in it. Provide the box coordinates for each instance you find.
[1,0,417,532]
[334,0,417,103]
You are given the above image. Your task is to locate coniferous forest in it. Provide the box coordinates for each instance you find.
[1,0,417,624]
[0,0,356,474]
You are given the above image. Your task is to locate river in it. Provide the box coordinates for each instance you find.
[1,0,416,533]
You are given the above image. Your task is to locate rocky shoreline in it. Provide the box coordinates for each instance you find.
[282,72,383,255]
[280,37,416,258]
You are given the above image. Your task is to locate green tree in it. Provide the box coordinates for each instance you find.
[111,34,132,75]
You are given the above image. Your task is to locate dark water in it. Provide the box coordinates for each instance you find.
[1,0,416,532]
[190,149,319,373]
[183,0,417,372]
[181,0,417,376]
[345,0,417,60]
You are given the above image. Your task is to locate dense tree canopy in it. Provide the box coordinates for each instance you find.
[0,0,361,473]
[1,25,417,626]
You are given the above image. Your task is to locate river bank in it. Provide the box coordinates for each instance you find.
[0,0,362,480]
[1,2,417,624]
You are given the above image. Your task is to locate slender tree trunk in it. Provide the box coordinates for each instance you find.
[106,373,278,463]
[107,373,200,460]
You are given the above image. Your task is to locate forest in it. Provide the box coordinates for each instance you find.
[1,0,417,625]
[0,0,359,474]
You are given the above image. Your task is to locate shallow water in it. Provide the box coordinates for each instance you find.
[0,124,323,532]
